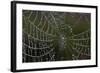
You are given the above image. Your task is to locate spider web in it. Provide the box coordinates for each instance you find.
[22,10,91,62]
